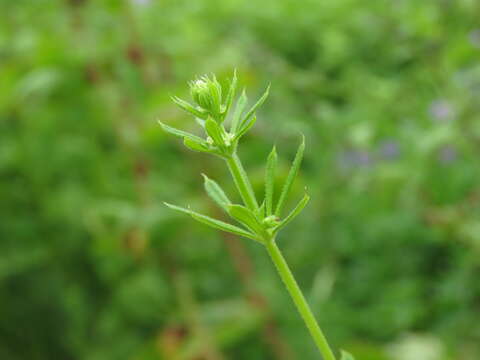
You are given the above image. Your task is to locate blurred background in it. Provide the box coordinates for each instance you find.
[1,0,480,359]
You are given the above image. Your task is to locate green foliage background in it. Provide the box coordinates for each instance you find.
[1,0,479,359]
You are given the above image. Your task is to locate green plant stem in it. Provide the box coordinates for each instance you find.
[224,151,334,358]
[225,152,258,211]
[265,238,336,360]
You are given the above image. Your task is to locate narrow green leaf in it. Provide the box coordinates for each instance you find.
[202,174,231,211]
[227,204,264,235]
[340,350,355,360]
[234,115,257,141]
[230,89,247,132]
[275,136,305,217]
[223,69,237,120]
[237,84,270,131]
[158,120,205,143]
[183,137,210,153]
[164,202,262,243]
[209,74,223,116]
[273,194,309,233]
[265,146,277,216]
[205,117,225,146]
[171,96,206,119]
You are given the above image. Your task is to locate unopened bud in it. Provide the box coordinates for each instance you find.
[189,75,223,120]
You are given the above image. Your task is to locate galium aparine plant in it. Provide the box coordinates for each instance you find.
[159,71,354,360]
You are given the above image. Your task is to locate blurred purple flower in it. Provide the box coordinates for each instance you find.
[469,29,480,49]
[438,145,458,164]
[379,140,400,160]
[428,99,455,123]
[338,149,373,170]
[356,151,372,166]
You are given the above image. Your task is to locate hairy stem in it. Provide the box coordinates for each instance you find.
[265,238,336,360]
[225,152,258,211]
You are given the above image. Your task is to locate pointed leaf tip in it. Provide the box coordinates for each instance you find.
[164,202,189,212]
[159,121,205,144]
[203,174,231,212]
[163,202,261,243]
[223,70,238,121]
[265,145,278,216]
[340,350,355,360]
[237,84,270,133]
[171,96,206,119]
[273,193,310,233]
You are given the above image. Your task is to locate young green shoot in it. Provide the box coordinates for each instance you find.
[160,72,354,360]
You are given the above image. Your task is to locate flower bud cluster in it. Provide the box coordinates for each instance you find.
[189,76,224,120]
[162,71,269,159]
